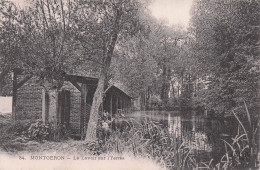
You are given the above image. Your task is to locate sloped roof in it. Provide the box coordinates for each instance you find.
[105,85,132,99]
[64,74,98,85]
[65,74,131,98]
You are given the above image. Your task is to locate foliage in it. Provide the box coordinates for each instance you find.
[198,105,259,169]
[27,119,53,141]
[190,0,260,116]
[99,113,259,169]
[111,34,158,98]
[0,0,21,94]
[27,119,71,141]
[7,119,31,135]
[84,142,104,156]
[101,119,197,169]
[229,103,259,168]
[112,14,191,106]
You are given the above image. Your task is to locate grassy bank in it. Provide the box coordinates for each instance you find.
[0,113,164,170]
[0,111,259,170]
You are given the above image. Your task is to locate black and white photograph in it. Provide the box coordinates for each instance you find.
[0,0,259,169]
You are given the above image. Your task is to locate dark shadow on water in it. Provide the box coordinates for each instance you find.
[126,110,238,163]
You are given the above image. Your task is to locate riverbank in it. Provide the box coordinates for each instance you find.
[0,113,164,170]
[1,112,259,169]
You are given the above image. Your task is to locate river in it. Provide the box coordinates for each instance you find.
[125,110,237,162]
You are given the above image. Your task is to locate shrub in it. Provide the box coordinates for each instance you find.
[27,120,53,141]
[7,120,32,135]
[54,123,71,141]
[102,119,192,169]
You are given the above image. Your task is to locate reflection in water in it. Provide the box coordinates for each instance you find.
[167,114,212,154]
[127,111,229,161]
[168,114,181,138]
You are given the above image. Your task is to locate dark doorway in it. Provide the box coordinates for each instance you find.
[58,90,71,129]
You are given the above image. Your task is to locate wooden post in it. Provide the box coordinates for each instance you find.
[12,70,17,121]
[124,98,126,110]
[120,96,123,110]
[63,91,71,129]
[124,98,126,114]
[42,89,49,124]
[122,98,125,113]
[49,89,59,130]
[110,94,113,117]
[42,89,46,123]
[126,99,128,113]
[116,96,118,114]
[127,99,129,111]
[80,84,88,139]
[177,85,180,97]
[57,92,62,127]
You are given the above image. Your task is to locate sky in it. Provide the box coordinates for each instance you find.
[10,0,28,8]
[149,0,193,27]
[11,0,193,27]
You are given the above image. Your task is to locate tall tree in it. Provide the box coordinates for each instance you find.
[18,0,77,86]
[78,0,143,143]
[0,0,20,94]
[0,0,81,88]
[190,0,260,116]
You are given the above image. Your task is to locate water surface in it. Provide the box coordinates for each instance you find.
[126,111,235,162]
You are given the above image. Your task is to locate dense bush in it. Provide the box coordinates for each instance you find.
[7,120,32,135]
[102,119,192,169]
[27,120,71,141]
[27,120,53,141]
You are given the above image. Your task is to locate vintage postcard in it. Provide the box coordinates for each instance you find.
[0,0,259,169]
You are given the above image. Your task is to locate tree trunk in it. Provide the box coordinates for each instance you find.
[85,72,105,143]
[85,8,122,143]
[0,68,10,94]
[80,84,88,139]
[161,65,167,100]
[12,69,17,121]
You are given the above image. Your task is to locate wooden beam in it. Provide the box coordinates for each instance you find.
[16,74,33,90]
[65,75,98,85]
[69,80,81,92]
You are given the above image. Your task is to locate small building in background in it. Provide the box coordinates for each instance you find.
[12,70,132,139]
